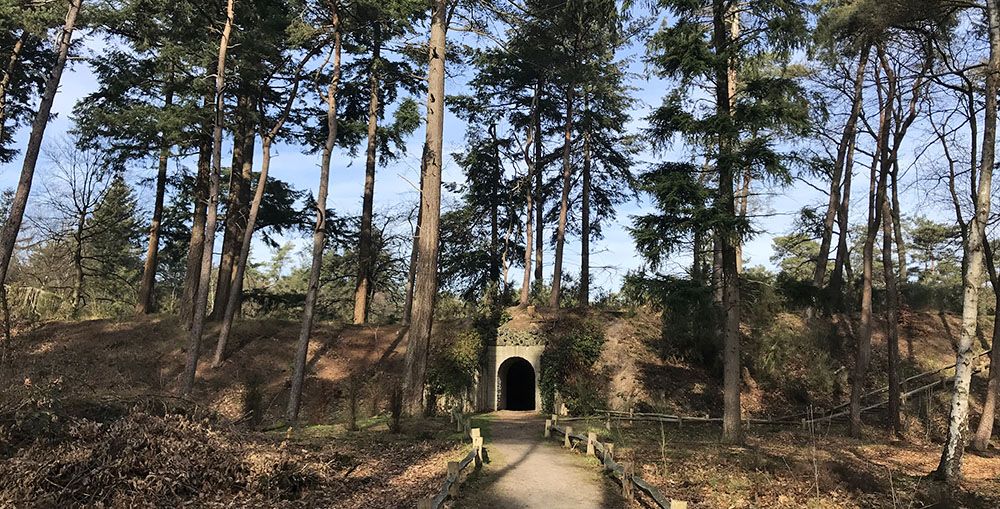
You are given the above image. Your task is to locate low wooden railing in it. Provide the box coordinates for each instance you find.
[544,415,688,509]
[418,413,484,509]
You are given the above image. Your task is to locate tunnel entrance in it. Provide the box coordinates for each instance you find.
[499,357,536,411]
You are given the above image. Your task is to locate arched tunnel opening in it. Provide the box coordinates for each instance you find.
[499,357,536,411]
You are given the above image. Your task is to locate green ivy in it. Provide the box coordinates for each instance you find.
[539,315,607,414]
[427,329,484,398]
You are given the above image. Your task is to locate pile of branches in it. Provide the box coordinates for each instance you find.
[0,391,337,507]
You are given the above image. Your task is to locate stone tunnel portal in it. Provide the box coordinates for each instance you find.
[498,356,536,411]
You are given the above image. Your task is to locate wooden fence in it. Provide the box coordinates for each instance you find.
[418,411,484,509]
[574,350,993,430]
[544,415,688,509]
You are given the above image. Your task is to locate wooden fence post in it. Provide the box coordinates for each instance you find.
[669,501,688,509]
[473,436,484,468]
[587,432,596,456]
[447,461,460,497]
[564,426,573,448]
[605,443,614,464]
[470,427,481,440]
[622,462,633,503]
[545,419,552,438]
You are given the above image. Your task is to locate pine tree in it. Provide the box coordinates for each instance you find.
[345,0,425,324]
[0,0,83,323]
[647,0,809,443]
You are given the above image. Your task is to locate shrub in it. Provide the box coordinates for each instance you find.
[427,328,484,399]
[539,315,607,414]
[749,314,837,406]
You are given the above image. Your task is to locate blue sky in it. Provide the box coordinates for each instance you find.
[0,22,952,295]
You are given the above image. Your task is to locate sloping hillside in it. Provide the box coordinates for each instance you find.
[592,308,993,424]
[0,316,476,508]
[2,315,405,425]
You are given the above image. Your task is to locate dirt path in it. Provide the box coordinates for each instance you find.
[456,411,622,509]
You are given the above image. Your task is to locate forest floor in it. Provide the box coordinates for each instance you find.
[2,309,1000,507]
[560,417,1000,508]
[0,315,468,508]
[455,411,623,509]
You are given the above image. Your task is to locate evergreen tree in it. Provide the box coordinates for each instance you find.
[0,0,58,163]
[646,0,810,443]
[84,175,144,314]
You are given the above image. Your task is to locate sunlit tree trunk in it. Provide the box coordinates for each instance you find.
[182,0,235,396]
[213,52,312,367]
[403,173,422,323]
[873,49,903,437]
[180,123,212,329]
[401,0,448,415]
[136,81,174,315]
[937,0,999,482]
[72,211,85,316]
[890,164,906,283]
[850,126,882,438]
[489,123,501,294]
[881,170,902,437]
[0,0,82,298]
[534,83,544,287]
[816,51,868,294]
[520,84,539,307]
[287,11,342,423]
[579,97,591,307]
[713,0,742,445]
[549,88,574,308]
[972,238,1000,450]
[354,37,382,325]
[212,95,255,319]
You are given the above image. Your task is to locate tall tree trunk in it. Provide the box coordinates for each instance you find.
[0,0,82,297]
[713,0,742,445]
[354,38,382,325]
[875,49,903,437]
[735,169,749,274]
[520,85,539,307]
[401,0,447,415]
[72,212,85,316]
[830,131,857,310]
[489,123,501,294]
[181,0,235,396]
[692,229,704,282]
[890,163,906,284]
[937,0,999,481]
[181,125,212,329]
[850,124,883,438]
[579,92,591,306]
[136,82,174,315]
[0,30,27,145]
[212,95,256,319]
[972,238,1000,450]
[287,13,341,423]
[534,84,544,286]
[213,52,312,367]
[816,51,869,291]
[403,177,422,323]
[730,13,744,277]
[549,88,574,308]
[881,175,902,437]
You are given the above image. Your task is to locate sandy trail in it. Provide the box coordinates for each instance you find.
[456,411,623,509]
